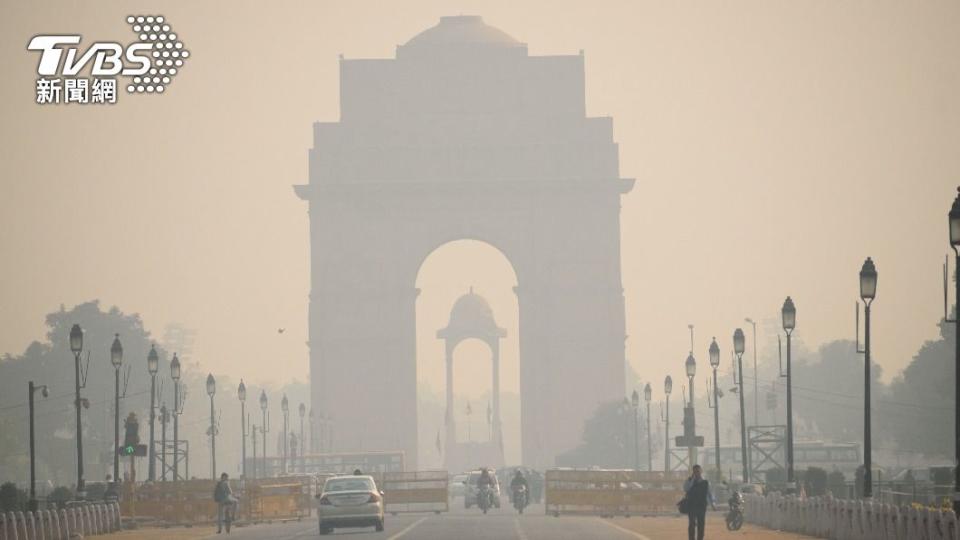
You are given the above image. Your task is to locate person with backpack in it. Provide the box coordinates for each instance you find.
[213,473,236,534]
[681,465,716,540]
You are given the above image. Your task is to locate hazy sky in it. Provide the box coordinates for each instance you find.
[2,1,958,405]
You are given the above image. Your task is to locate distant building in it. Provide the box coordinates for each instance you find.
[295,15,633,467]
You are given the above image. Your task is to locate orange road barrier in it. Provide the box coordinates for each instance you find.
[369,471,449,515]
[545,469,687,517]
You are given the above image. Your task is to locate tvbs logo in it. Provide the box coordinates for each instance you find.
[27,15,189,105]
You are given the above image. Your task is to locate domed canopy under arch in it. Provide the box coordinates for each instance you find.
[437,287,507,343]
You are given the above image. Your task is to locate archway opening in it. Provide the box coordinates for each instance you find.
[415,239,519,469]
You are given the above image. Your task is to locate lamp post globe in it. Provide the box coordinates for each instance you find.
[170,354,181,381]
[782,297,796,333]
[664,375,673,395]
[206,374,216,397]
[685,353,696,379]
[260,390,268,411]
[644,383,652,403]
[147,345,159,375]
[238,380,246,402]
[860,257,877,302]
[282,395,289,413]
[70,324,83,354]
[631,389,639,409]
[733,328,745,356]
[709,338,720,369]
[110,334,123,368]
[950,187,960,247]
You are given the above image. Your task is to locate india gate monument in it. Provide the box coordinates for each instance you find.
[295,15,633,469]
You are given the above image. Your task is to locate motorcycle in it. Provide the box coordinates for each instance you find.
[478,485,493,515]
[725,492,744,531]
[513,485,528,514]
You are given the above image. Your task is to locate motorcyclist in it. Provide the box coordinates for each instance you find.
[510,470,528,500]
[477,468,494,509]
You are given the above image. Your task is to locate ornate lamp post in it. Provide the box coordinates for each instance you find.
[170,353,181,481]
[644,383,652,472]
[734,328,749,483]
[664,376,673,472]
[147,345,159,481]
[631,390,640,470]
[859,257,877,498]
[69,323,86,497]
[299,403,306,473]
[949,188,960,514]
[685,352,697,468]
[782,297,797,485]
[309,408,315,455]
[28,381,48,510]
[708,338,721,477]
[281,395,289,475]
[238,380,247,479]
[110,334,124,485]
[206,374,217,479]
[259,391,269,478]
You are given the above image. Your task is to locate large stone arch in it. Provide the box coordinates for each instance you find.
[296,15,633,468]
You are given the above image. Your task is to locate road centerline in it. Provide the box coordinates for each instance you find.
[387,515,429,540]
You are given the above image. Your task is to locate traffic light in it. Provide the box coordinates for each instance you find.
[123,412,140,447]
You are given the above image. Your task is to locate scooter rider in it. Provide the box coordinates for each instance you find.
[510,470,528,498]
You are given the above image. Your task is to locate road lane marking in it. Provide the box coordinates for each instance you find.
[596,518,653,540]
[513,517,529,540]
[387,516,428,540]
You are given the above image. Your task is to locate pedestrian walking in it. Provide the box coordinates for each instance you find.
[682,465,716,540]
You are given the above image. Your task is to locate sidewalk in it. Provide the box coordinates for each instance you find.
[608,514,820,539]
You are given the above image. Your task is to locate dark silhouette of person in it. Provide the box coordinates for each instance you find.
[682,465,716,540]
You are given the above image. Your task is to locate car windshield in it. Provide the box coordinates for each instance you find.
[324,478,374,492]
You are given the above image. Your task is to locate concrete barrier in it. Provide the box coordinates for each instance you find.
[544,469,687,517]
[744,493,960,540]
[0,502,120,540]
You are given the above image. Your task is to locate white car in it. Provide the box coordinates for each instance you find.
[316,475,385,535]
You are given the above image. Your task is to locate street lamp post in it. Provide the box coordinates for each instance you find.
[110,334,124,485]
[644,383,652,471]
[949,187,960,514]
[238,380,247,479]
[744,317,759,425]
[631,390,640,470]
[69,324,86,498]
[259,391,269,478]
[28,381,48,511]
[734,328,749,483]
[160,404,168,481]
[281,395,289,475]
[147,345,159,482]
[171,353,182,481]
[299,403,306,473]
[664,376,673,472]
[207,374,217,479]
[309,409,315,455]
[859,257,877,498]
[708,338,721,478]
[782,297,797,485]
[685,353,697,468]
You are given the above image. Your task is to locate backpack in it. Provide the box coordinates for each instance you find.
[677,497,690,515]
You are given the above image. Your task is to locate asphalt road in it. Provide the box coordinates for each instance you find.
[218,504,650,540]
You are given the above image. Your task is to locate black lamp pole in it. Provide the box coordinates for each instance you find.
[644,383,652,471]
[708,338,721,478]
[858,257,877,499]
[238,381,247,479]
[282,395,289,475]
[664,376,672,472]
[782,297,797,485]
[28,381,47,511]
[171,354,181,481]
[734,329,749,483]
[631,390,640,470]
[260,391,269,478]
[949,187,960,514]
[147,345,159,482]
[69,324,86,498]
[110,335,124,485]
[207,374,217,479]
[299,403,306,473]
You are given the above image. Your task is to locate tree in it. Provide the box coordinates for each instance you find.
[0,482,26,512]
[557,400,647,469]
